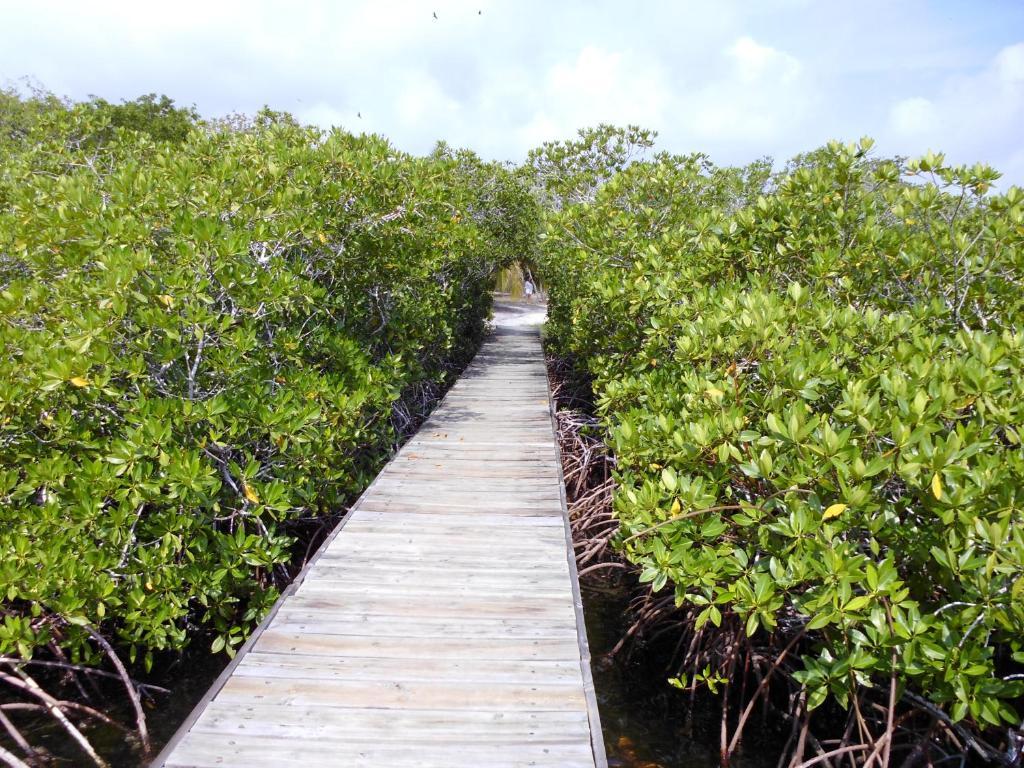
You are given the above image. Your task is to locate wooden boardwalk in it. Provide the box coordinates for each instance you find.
[154,301,606,768]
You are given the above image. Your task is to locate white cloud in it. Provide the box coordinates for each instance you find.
[394,71,463,129]
[299,103,359,131]
[886,42,1024,184]
[517,112,560,153]
[727,36,801,84]
[682,36,810,146]
[889,97,937,135]
[994,43,1024,83]
[0,1,1022,182]
[527,46,670,146]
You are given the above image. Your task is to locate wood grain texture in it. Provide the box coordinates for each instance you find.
[153,301,604,768]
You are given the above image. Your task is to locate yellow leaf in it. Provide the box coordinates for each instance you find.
[931,472,942,500]
[823,503,847,520]
[243,483,260,504]
[69,376,90,388]
[156,294,174,308]
[98,298,113,310]
[705,387,725,400]
[317,232,328,244]
[670,498,681,515]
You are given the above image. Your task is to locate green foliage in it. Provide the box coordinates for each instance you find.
[0,82,68,150]
[526,123,657,208]
[538,133,1024,732]
[85,93,200,144]
[0,98,536,669]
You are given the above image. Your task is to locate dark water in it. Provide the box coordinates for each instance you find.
[130,649,230,764]
[581,578,783,768]
[1,646,229,766]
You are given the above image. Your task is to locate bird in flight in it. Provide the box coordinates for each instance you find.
[357,112,362,119]
[432,11,437,19]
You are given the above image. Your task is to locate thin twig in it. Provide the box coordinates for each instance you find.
[81,622,151,753]
[0,668,108,768]
[793,744,871,768]
[0,744,31,768]
[0,708,34,760]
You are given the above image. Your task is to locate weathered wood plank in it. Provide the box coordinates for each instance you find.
[312,551,572,573]
[267,613,580,639]
[214,675,588,710]
[188,703,591,746]
[302,560,571,582]
[319,528,568,549]
[303,552,571,576]
[348,509,565,526]
[165,732,594,768]
[355,497,563,515]
[278,595,578,622]
[232,653,584,684]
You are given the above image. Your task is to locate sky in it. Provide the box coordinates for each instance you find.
[3,0,1023,186]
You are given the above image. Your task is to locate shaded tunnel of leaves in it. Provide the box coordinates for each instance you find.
[0,89,540,763]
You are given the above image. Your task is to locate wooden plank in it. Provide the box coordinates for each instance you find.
[356,495,562,511]
[383,466,561,480]
[302,555,571,576]
[214,676,588,710]
[319,528,568,548]
[267,613,579,639]
[328,523,568,544]
[232,653,584,684]
[363,484,562,502]
[371,477,561,492]
[399,440,556,452]
[252,630,583,661]
[316,539,568,560]
[294,582,572,603]
[347,509,565,526]
[279,595,578,622]
[165,732,594,768]
[312,551,572,573]
[189,702,590,742]
[354,497,564,514]
[304,550,571,573]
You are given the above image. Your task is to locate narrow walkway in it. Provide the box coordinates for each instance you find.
[154,301,606,768]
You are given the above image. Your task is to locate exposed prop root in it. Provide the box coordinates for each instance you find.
[546,353,620,575]
[0,667,108,767]
[0,623,156,766]
[0,743,31,768]
[80,622,150,754]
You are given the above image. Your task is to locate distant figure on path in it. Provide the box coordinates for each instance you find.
[523,277,535,303]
